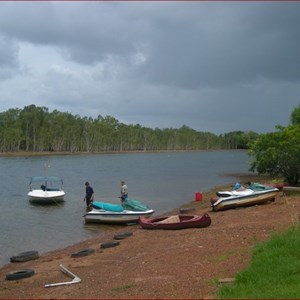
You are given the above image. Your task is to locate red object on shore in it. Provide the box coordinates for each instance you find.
[195,192,202,201]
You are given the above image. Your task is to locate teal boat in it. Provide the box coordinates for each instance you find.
[83,199,154,224]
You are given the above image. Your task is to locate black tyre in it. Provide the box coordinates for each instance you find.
[100,240,120,249]
[71,248,95,258]
[114,231,133,240]
[10,250,39,263]
[6,269,35,281]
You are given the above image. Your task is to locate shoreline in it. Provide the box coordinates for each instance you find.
[0,149,246,158]
[1,174,289,299]
[0,151,252,270]
[0,184,218,270]
[0,172,264,271]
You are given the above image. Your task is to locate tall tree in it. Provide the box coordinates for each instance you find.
[249,105,300,185]
[291,104,300,125]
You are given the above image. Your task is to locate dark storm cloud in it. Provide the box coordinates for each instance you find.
[0,35,19,79]
[136,2,300,88]
[0,2,134,64]
[1,2,299,85]
[0,36,18,66]
[0,1,299,134]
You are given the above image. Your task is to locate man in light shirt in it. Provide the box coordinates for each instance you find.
[120,180,128,202]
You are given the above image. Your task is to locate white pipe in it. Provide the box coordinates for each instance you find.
[45,264,81,288]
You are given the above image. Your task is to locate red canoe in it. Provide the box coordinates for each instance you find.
[138,213,211,230]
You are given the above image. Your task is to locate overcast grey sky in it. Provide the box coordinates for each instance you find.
[0,1,299,134]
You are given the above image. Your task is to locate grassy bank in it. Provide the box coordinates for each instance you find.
[201,174,300,299]
[217,225,300,299]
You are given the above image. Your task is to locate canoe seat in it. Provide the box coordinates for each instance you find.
[157,215,180,224]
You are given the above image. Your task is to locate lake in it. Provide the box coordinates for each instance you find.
[0,150,250,267]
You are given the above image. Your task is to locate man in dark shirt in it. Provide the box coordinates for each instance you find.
[84,181,94,207]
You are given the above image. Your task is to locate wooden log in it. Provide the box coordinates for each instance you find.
[283,186,300,191]
[218,278,236,284]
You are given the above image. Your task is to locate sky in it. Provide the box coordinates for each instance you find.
[0,1,299,135]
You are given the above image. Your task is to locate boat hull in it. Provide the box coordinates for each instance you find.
[83,208,155,224]
[28,190,65,204]
[211,190,278,212]
[28,176,65,204]
[138,213,211,230]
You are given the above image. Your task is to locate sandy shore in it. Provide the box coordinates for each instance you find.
[0,182,299,299]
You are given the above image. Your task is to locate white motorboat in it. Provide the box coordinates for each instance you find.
[83,199,154,224]
[211,182,279,212]
[28,176,65,204]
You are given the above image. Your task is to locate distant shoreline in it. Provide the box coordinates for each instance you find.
[0,149,246,157]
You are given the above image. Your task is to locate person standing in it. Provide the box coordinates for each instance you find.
[84,181,94,207]
[120,180,128,202]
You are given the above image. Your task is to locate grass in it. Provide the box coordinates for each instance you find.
[217,226,300,299]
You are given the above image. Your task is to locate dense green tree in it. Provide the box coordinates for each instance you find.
[0,108,22,151]
[221,131,259,149]
[19,105,49,151]
[291,104,300,125]
[249,105,300,185]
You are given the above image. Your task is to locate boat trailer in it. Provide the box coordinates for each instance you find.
[45,264,81,288]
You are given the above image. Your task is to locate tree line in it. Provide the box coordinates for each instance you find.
[0,104,259,153]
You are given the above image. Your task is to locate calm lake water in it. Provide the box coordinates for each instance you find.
[0,150,250,267]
